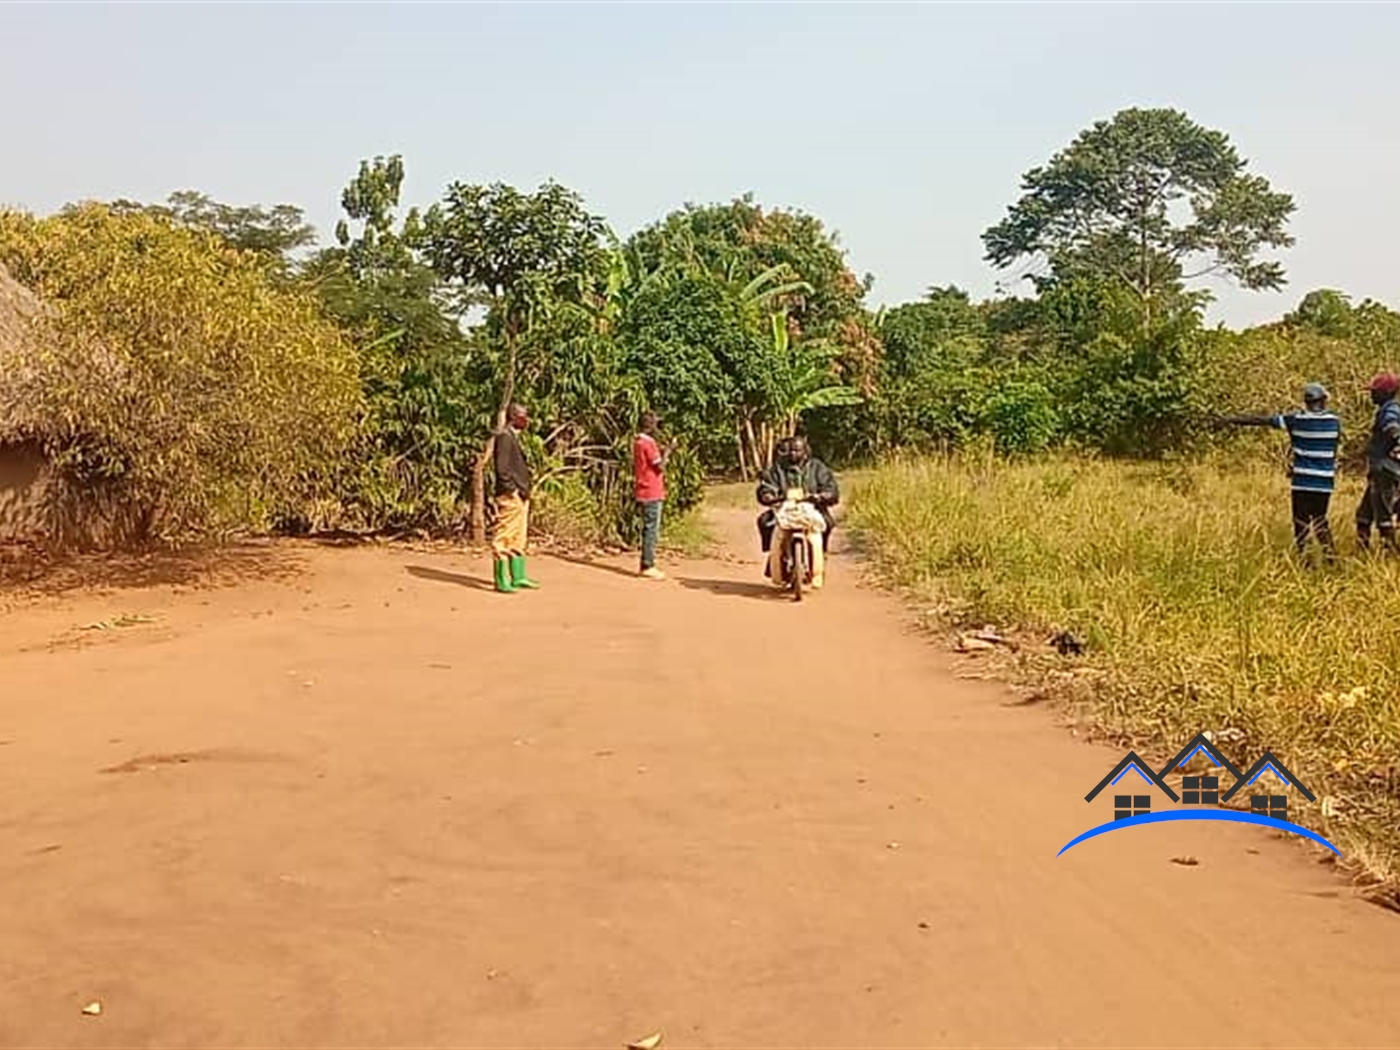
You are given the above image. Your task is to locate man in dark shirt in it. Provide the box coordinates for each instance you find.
[754,438,792,559]
[756,436,839,581]
[492,403,539,592]
[1357,372,1400,553]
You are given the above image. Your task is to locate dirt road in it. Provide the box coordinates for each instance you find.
[2,507,1399,1048]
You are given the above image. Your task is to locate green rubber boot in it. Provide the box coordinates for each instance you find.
[510,554,540,589]
[493,558,516,593]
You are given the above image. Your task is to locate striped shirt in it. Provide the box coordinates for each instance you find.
[1270,410,1341,493]
[1367,399,1400,478]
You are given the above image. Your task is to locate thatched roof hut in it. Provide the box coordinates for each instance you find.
[0,261,53,444]
[0,262,128,551]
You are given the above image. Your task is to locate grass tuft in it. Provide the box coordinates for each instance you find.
[660,508,717,557]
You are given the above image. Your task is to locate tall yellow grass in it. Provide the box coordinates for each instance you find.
[851,455,1400,887]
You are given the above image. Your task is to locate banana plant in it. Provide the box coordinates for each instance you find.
[768,307,864,436]
[739,263,812,311]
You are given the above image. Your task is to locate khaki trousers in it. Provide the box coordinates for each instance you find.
[492,492,530,558]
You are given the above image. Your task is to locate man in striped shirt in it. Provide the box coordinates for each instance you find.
[1223,382,1341,558]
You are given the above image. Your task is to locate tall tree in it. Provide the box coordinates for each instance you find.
[419,180,608,540]
[982,108,1296,330]
[310,155,440,334]
[305,155,479,531]
[109,191,317,279]
[332,155,422,277]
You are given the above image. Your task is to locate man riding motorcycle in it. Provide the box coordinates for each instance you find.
[756,436,839,580]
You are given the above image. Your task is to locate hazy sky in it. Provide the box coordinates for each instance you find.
[3,2,1398,327]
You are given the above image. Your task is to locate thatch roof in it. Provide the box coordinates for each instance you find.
[0,262,125,448]
[0,261,54,443]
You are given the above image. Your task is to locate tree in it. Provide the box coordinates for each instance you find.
[306,156,480,531]
[879,286,985,379]
[630,196,870,317]
[982,108,1295,330]
[109,191,316,279]
[1285,289,1355,338]
[616,268,746,468]
[332,155,424,277]
[506,254,663,545]
[419,180,609,541]
[164,190,316,258]
[627,195,881,392]
[870,288,990,451]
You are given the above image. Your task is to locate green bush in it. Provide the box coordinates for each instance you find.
[981,377,1061,455]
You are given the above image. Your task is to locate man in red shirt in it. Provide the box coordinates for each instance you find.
[633,411,671,579]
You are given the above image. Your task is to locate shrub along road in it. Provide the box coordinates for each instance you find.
[1,507,1398,1047]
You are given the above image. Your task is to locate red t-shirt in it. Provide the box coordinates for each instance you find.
[633,433,666,501]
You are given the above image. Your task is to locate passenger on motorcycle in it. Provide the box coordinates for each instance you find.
[755,436,839,576]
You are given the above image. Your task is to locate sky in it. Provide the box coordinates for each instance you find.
[2,2,1399,329]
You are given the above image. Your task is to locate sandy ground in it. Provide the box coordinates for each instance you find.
[2,507,1400,1049]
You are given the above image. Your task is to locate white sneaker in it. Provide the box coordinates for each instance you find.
[640,567,666,580]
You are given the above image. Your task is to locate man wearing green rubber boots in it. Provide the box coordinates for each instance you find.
[491,403,540,593]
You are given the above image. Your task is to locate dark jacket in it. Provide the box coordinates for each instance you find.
[1368,398,1400,478]
[493,426,532,499]
[757,458,839,527]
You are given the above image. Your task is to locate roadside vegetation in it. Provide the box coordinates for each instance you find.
[11,106,1390,554]
[4,105,1400,885]
[852,458,1400,892]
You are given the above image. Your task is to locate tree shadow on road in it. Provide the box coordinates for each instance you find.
[1,541,300,601]
[405,565,495,591]
[676,576,780,600]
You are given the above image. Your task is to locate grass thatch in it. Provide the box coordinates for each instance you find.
[0,261,54,442]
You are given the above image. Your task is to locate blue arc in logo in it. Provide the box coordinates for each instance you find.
[1058,810,1342,857]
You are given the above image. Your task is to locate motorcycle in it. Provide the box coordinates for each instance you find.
[769,487,827,601]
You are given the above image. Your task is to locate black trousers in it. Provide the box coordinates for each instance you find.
[1356,472,1400,549]
[1290,490,1334,555]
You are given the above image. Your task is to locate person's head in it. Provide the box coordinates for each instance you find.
[640,411,659,435]
[787,436,810,465]
[775,437,792,464]
[507,403,529,430]
[1370,373,1399,406]
[1303,382,1330,411]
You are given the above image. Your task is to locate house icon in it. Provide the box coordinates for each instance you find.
[1157,732,1243,806]
[1221,749,1317,823]
[1085,735,1316,823]
[1084,750,1179,820]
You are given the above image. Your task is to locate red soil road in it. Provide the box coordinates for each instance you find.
[2,506,1399,1049]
